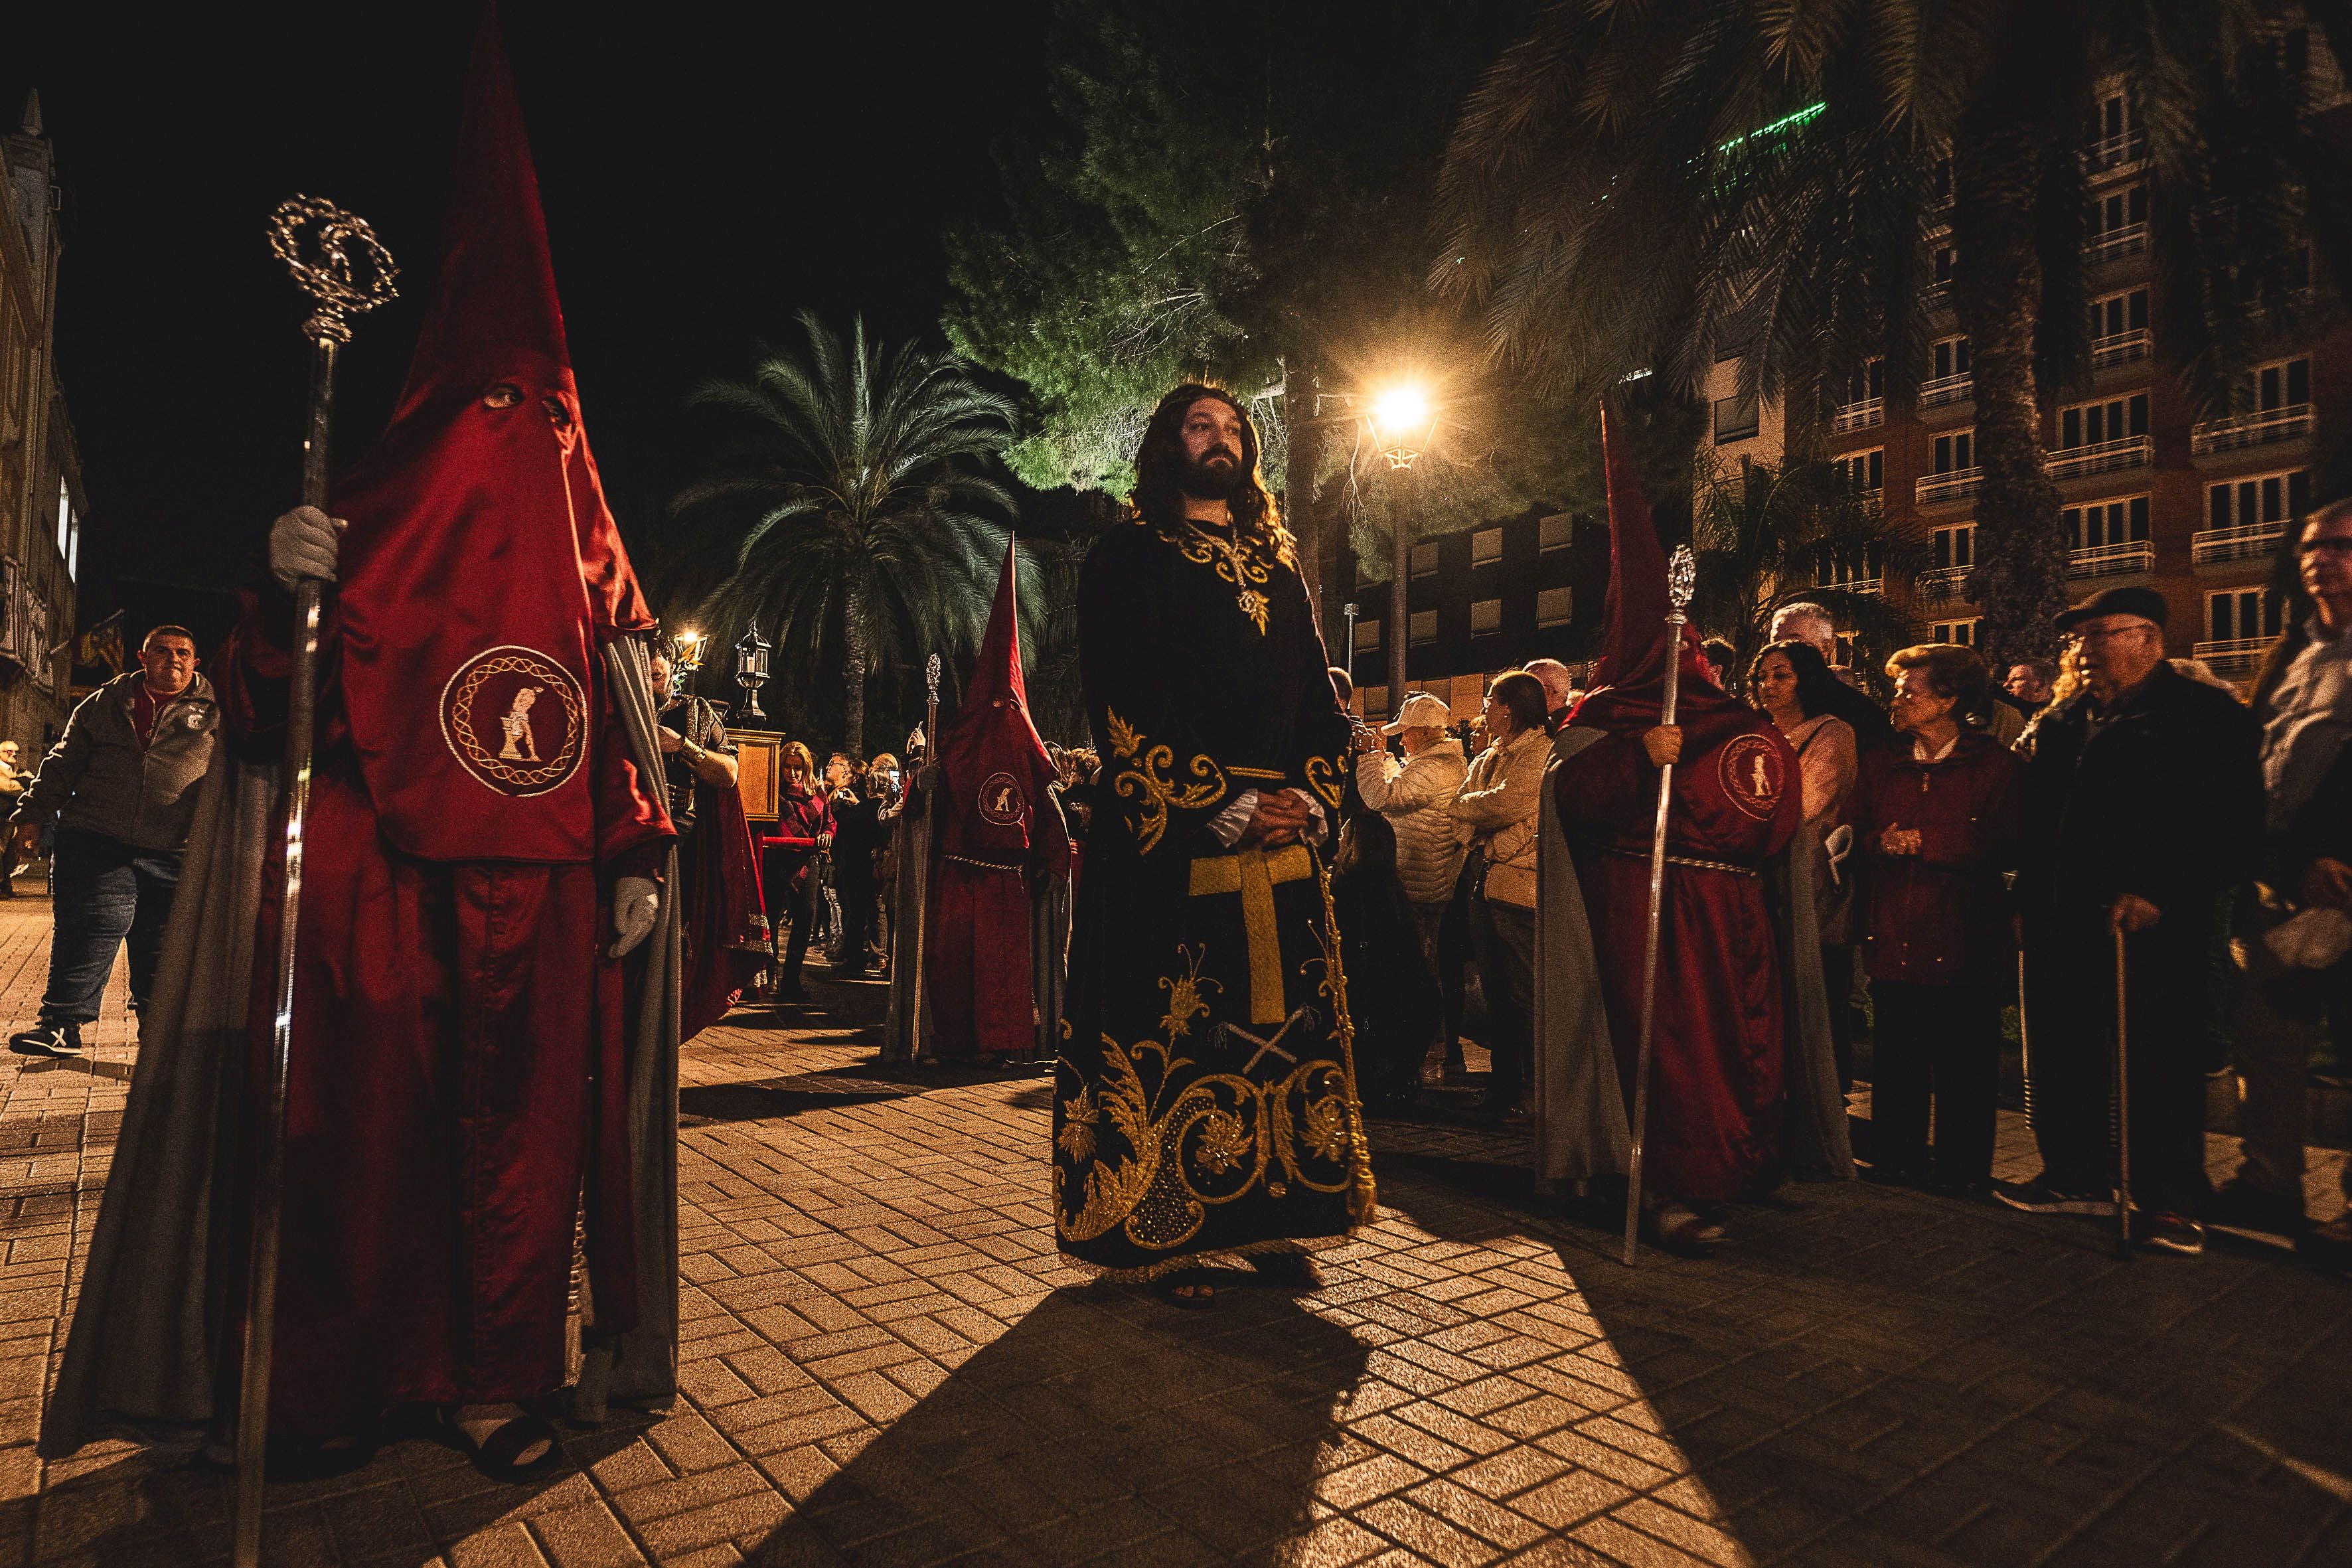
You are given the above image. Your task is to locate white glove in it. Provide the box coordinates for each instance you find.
[1824,824,1855,886]
[611,876,660,957]
[270,505,344,586]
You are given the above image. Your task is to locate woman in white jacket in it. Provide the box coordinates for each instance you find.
[1354,691,1469,961]
[1451,671,1552,1117]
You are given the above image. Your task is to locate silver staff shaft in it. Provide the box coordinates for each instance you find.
[1623,544,1697,1267]
[236,198,395,1568]
[2114,924,2134,1261]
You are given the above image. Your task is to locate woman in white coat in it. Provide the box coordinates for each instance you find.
[1353,690,1469,963]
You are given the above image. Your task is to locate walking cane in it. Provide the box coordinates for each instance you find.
[236,198,397,1568]
[1623,545,1697,1266]
[2113,922,2134,1262]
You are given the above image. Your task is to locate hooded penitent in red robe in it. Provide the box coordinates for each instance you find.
[218,17,672,1435]
[1552,408,1800,1204]
[927,540,1069,1055]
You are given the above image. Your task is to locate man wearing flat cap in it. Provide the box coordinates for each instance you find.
[1999,586,2263,1255]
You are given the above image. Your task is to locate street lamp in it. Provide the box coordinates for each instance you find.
[1372,383,1433,469]
[734,625,771,722]
[670,627,708,696]
[1369,380,1433,710]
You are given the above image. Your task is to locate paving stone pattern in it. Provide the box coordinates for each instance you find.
[0,894,2347,1565]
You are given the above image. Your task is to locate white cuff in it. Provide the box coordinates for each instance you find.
[1208,789,1259,847]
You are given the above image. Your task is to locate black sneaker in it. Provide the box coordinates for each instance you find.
[2209,1178,2308,1237]
[2140,1212,2207,1255]
[1994,1178,2107,1215]
[9,1022,82,1058]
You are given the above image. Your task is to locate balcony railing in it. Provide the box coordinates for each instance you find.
[1919,565,1972,599]
[2047,433,2152,481]
[2082,128,2149,176]
[1834,397,1885,433]
[2090,328,2151,369]
[2067,540,2155,578]
[1920,372,1972,410]
[2193,520,2288,565]
[2086,223,2150,264]
[1818,578,1882,597]
[1852,487,1884,518]
[2191,402,2314,455]
[1917,467,1982,507]
[2191,636,2273,676]
[1922,281,1952,309]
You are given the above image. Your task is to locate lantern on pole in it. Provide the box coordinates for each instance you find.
[734,625,771,720]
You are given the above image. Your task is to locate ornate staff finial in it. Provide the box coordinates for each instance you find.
[1666,544,1697,620]
[268,196,399,345]
[926,653,942,701]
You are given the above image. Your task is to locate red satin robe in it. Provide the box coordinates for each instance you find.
[225,609,666,1435]
[1555,718,1800,1202]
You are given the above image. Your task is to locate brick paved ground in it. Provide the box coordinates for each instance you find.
[0,891,2349,1567]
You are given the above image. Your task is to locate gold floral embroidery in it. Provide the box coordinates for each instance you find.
[1194,1111,1252,1175]
[1304,753,1342,809]
[1178,523,1277,634]
[1300,1096,1348,1162]
[1056,1087,1099,1162]
[1106,708,1226,855]
[1158,945,1219,1039]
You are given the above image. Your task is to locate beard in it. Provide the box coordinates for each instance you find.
[1178,447,1245,501]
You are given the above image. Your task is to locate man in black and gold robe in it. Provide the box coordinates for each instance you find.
[1056,384,1375,1300]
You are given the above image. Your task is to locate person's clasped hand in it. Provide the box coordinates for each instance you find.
[1239,791,1312,849]
[1642,724,1682,767]
[1880,826,1923,857]
[270,505,345,586]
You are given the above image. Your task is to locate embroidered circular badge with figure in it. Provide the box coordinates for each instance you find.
[977,770,1028,826]
[1716,732,1787,821]
[439,645,586,797]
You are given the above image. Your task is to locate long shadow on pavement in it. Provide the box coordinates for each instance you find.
[745,1285,1371,1565]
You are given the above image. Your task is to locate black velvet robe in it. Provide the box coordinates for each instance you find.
[1055,515,1374,1278]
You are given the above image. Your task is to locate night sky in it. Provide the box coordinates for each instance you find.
[10,1,1053,631]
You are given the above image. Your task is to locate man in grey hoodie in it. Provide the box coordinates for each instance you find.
[7,625,217,1057]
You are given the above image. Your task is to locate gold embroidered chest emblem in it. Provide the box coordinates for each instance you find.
[1179,524,1275,634]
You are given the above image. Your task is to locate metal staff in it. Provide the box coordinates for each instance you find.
[236,197,397,1568]
[1623,545,1697,1266]
[907,654,942,1058]
[2113,923,2134,1261]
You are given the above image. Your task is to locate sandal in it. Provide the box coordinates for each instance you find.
[440,1403,560,1480]
[1154,1270,1217,1310]
[1251,1253,1324,1292]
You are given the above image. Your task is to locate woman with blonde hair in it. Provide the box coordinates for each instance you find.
[760,741,832,1002]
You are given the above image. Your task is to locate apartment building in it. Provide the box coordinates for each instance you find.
[0,95,78,752]
[1341,505,1608,722]
[1706,46,2346,684]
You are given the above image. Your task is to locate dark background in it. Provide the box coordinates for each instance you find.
[8,1,1054,635]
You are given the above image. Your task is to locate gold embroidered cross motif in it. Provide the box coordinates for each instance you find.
[1188,843,1312,1024]
[1179,523,1276,634]
[1105,710,1226,854]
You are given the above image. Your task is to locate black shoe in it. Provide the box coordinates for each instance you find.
[2140,1211,2207,1255]
[9,1022,81,1058]
[2209,1178,2307,1236]
[1993,1178,2108,1215]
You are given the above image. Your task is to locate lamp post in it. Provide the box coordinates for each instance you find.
[734,625,771,722]
[1341,601,1358,684]
[1372,384,1431,717]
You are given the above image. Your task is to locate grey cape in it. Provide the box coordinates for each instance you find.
[40,641,682,1452]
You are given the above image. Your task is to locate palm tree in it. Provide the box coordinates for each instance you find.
[1690,457,1926,692]
[1435,3,2349,668]
[668,313,1018,756]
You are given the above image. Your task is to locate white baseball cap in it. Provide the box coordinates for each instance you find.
[1381,692,1453,734]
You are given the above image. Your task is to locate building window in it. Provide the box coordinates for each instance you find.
[1409,542,1438,578]
[1470,597,1502,635]
[1931,523,1975,570]
[1409,609,1438,645]
[1539,513,1574,552]
[1713,392,1761,444]
[1361,685,1389,719]
[1844,359,1885,403]
[2207,588,2282,643]
[2057,392,2148,450]
[1932,618,1980,647]
[2088,183,2150,240]
[1537,586,1573,628]
[1933,246,1957,284]
[2245,355,2312,412]
[1352,618,1380,653]
[57,478,78,582]
[1931,430,1975,474]
[2090,287,2150,339]
[1471,528,1503,565]
[1834,448,1884,493]
[1931,336,1971,380]
[2062,495,2150,549]
[2209,469,2312,530]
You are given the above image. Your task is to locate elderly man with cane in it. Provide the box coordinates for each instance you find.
[2001,586,2262,1254]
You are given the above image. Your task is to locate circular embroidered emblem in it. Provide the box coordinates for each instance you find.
[977,770,1028,826]
[1717,732,1787,821]
[439,645,586,798]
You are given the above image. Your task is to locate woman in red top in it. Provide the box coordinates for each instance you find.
[1842,644,2025,1196]
[761,742,834,1002]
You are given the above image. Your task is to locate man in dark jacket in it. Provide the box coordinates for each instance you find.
[8,625,218,1057]
[1999,587,2264,1254]
[1770,601,1895,751]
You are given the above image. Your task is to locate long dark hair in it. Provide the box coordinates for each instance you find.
[1745,639,1841,722]
[1128,384,1294,564]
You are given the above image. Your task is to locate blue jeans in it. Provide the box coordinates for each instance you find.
[40,827,182,1025]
